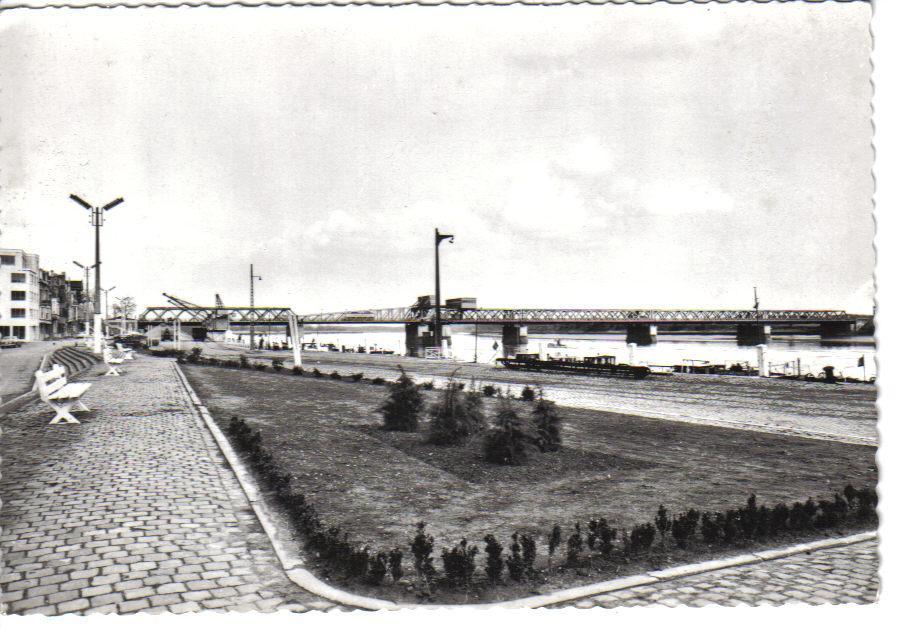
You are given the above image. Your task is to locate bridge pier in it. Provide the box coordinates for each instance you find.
[819,321,857,339]
[502,324,528,358]
[405,323,429,357]
[626,324,657,346]
[736,323,771,346]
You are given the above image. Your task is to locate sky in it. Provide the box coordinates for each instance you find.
[0,3,874,315]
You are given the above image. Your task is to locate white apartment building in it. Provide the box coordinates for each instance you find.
[0,248,41,341]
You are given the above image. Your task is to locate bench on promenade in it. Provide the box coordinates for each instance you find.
[34,364,91,424]
[103,346,125,376]
[115,342,135,360]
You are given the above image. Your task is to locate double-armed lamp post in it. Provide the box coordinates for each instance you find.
[72,260,96,339]
[434,228,454,351]
[69,194,124,354]
[249,264,262,351]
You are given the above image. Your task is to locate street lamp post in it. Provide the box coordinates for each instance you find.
[249,264,262,351]
[101,286,117,320]
[72,260,96,341]
[434,228,454,352]
[70,194,124,354]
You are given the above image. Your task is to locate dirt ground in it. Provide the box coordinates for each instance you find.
[183,363,878,602]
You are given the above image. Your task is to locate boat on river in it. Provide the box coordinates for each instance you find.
[496,354,650,379]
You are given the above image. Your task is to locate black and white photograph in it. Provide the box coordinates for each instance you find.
[0,0,904,622]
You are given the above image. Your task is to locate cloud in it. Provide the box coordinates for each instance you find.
[640,179,734,216]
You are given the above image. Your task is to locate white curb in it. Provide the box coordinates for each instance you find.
[173,362,878,611]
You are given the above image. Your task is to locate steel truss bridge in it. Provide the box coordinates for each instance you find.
[139,305,860,326]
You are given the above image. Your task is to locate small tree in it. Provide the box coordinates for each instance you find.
[428,378,486,445]
[655,505,671,547]
[388,548,404,582]
[547,525,562,572]
[520,385,536,402]
[410,522,436,592]
[483,397,529,465]
[440,539,478,593]
[483,535,504,584]
[566,523,584,565]
[380,367,424,432]
[533,390,562,452]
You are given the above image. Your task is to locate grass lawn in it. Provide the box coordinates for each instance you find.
[183,364,878,602]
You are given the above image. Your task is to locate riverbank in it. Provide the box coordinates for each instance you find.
[183,341,878,446]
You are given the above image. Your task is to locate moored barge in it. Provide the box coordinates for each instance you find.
[496,354,650,379]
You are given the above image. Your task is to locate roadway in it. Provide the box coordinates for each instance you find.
[188,341,877,446]
[0,340,59,401]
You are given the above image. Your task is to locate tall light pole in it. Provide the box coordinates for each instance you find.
[101,286,117,320]
[434,228,454,351]
[249,264,262,351]
[70,194,124,353]
[72,260,96,338]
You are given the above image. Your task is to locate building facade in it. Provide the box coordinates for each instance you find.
[0,249,41,341]
[40,269,87,338]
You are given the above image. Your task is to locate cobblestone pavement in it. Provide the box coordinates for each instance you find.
[0,356,342,615]
[557,539,879,609]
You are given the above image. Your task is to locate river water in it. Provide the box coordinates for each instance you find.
[285,327,877,380]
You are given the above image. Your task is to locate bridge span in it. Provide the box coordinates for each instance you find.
[138,303,868,354]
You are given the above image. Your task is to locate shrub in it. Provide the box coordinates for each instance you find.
[371,377,387,386]
[505,533,525,581]
[366,552,387,586]
[188,347,203,364]
[671,510,700,549]
[388,548,404,582]
[271,358,284,372]
[313,368,324,378]
[410,522,436,589]
[292,365,304,376]
[346,546,370,580]
[770,503,790,536]
[254,362,267,371]
[440,539,478,590]
[587,518,616,557]
[654,505,671,546]
[380,368,424,432]
[856,487,878,521]
[566,523,584,565]
[520,385,536,402]
[520,534,537,578]
[483,535,504,584]
[330,370,342,380]
[483,397,529,465]
[547,525,562,570]
[532,392,562,452]
[629,523,656,554]
[421,381,435,390]
[351,372,364,382]
[482,384,497,397]
[428,380,486,446]
[700,512,721,544]
[239,354,250,369]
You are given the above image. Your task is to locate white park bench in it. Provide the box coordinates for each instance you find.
[103,346,125,376]
[115,342,135,360]
[34,365,92,424]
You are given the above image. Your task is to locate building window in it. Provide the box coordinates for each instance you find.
[11,273,25,283]
[11,290,26,301]
[11,308,26,318]
[1,255,16,265]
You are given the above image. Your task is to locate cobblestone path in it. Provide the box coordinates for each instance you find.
[0,356,341,615]
[558,539,879,609]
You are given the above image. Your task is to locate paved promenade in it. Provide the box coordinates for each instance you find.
[0,356,338,615]
[559,539,879,609]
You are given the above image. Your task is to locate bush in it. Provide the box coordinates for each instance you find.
[388,548,404,582]
[312,368,324,378]
[271,358,284,372]
[547,525,562,570]
[292,365,304,376]
[351,372,364,382]
[483,397,529,465]
[587,518,616,557]
[483,535,504,584]
[380,368,424,432]
[410,522,436,589]
[532,392,562,452]
[330,370,342,380]
[482,384,498,397]
[671,510,700,549]
[253,362,267,371]
[371,377,387,386]
[441,539,478,590]
[520,385,536,402]
[654,505,671,546]
[366,552,387,586]
[428,380,486,445]
[187,347,203,364]
[700,512,721,544]
[629,523,656,554]
[421,381,435,390]
[566,523,584,565]
[239,354,250,369]
[505,533,525,581]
